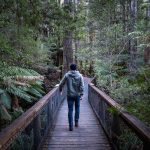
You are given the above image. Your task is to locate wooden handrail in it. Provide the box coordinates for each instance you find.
[89,83,150,149]
[90,83,122,109]
[0,86,65,150]
[121,112,150,143]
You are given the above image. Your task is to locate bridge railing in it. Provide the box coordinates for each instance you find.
[0,86,66,150]
[88,83,150,150]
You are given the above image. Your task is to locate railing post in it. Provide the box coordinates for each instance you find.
[111,113,121,149]
[33,114,41,150]
[47,101,51,126]
[88,83,92,104]
[100,99,105,125]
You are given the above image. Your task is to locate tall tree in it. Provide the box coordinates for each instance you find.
[129,0,138,75]
[62,0,74,74]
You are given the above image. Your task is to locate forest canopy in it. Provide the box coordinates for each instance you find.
[0,0,150,131]
[78,0,150,127]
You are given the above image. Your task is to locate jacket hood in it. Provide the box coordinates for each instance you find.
[67,71,81,78]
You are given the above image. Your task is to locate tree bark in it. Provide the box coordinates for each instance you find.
[129,0,138,75]
[144,0,150,64]
[63,31,73,74]
[62,0,74,75]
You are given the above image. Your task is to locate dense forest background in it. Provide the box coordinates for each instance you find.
[0,0,150,132]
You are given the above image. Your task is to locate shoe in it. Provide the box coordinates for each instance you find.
[69,127,73,131]
[75,122,78,127]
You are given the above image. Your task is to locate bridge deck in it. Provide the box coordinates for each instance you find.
[41,78,112,150]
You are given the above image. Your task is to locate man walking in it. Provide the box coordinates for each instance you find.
[59,64,84,131]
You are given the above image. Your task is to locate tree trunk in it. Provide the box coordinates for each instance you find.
[144,0,150,64]
[62,0,74,75]
[73,0,79,64]
[121,0,126,33]
[129,0,138,75]
[63,31,73,74]
[147,0,150,18]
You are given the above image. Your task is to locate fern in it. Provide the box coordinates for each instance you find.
[0,105,12,121]
[0,63,45,126]
[31,83,45,94]
[6,86,32,103]
[27,88,43,98]
[33,86,45,95]
[0,90,11,109]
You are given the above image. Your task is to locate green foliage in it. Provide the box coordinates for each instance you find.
[0,0,60,127]
[119,129,143,150]
[0,64,45,129]
[77,0,150,129]
[11,131,33,150]
[108,107,120,116]
[0,0,83,131]
[7,86,33,103]
[0,104,12,121]
[0,28,50,67]
[0,90,11,109]
[10,108,24,120]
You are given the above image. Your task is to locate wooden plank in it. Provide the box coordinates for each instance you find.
[45,136,108,141]
[44,140,108,145]
[42,146,111,150]
[52,128,104,133]
[44,144,109,146]
[44,143,110,150]
[49,132,106,136]
[42,148,111,150]
[44,141,110,145]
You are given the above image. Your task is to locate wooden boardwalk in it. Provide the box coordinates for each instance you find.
[41,78,111,150]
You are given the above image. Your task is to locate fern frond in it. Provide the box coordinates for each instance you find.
[6,86,32,103]
[0,90,11,109]
[34,86,45,95]
[27,88,43,98]
[0,105,12,121]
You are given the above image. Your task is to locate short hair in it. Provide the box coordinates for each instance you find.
[70,64,77,70]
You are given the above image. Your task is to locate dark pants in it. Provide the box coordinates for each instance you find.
[67,96,80,128]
